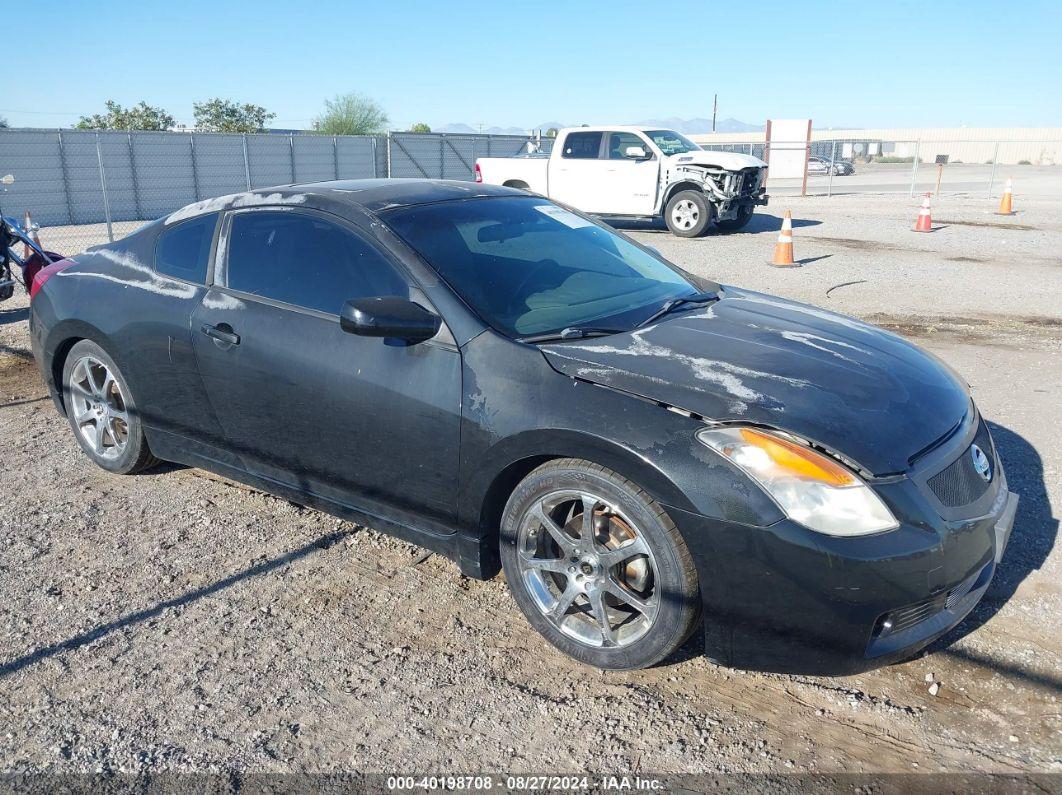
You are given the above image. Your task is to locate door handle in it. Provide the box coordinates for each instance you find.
[201,323,240,346]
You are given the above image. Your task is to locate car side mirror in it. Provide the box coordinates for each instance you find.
[340,297,441,344]
[624,145,650,160]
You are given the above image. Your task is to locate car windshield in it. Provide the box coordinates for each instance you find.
[383,196,702,338]
[646,130,702,155]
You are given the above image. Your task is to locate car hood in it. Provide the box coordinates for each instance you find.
[540,288,970,475]
[669,150,766,170]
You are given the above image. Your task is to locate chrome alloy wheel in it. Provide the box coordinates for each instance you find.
[670,199,700,231]
[68,356,130,460]
[516,490,660,648]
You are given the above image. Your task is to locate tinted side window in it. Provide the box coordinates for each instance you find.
[225,211,408,315]
[561,132,603,159]
[155,213,218,283]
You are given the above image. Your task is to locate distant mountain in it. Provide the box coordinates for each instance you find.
[436,123,532,135]
[635,117,764,134]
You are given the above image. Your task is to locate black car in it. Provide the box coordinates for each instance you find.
[807,156,855,176]
[29,180,1017,673]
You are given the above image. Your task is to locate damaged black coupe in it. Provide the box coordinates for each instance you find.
[29,180,1017,673]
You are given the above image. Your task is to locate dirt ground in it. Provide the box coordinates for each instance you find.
[0,191,1059,781]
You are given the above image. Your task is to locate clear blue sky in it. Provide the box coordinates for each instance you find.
[6,0,1061,130]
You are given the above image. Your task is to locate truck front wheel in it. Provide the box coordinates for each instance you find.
[715,203,755,232]
[664,190,713,237]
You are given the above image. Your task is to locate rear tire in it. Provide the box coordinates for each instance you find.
[500,459,701,669]
[62,340,159,475]
[715,204,755,232]
[664,190,713,238]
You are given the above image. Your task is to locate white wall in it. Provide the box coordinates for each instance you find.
[691,128,1062,165]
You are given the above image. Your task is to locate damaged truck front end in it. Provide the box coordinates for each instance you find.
[661,150,768,236]
[689,164,769,222]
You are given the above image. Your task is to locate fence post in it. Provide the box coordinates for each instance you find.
[289,134,296,182]
[827,140,837,198]
[56,130,76,226]
[95,133,114,242]
[127,132,143,221]
[189,133,200,202]
[908,140,921,198]
[386,133,392,178]
[440,135,445,179]
[371,136,379,178]
[987,141,1000,198]
[333,136,339,180]
[242,134,252,190]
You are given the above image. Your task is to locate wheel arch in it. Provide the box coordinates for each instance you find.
[45,320,118,415]
[662,180,709,209]
[467,429,699,549]
[502,179,530,190]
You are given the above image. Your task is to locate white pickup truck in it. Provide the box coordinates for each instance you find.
[474,126,768,237]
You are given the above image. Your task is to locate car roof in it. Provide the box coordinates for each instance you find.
[161,179,526,225]
[292,178,523,213]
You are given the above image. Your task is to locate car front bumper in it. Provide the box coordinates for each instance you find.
[663,479,1017,676]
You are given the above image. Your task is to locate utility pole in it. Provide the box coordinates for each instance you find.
[712,94,717,133]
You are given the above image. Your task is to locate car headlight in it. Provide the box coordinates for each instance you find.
[697,427,898,537]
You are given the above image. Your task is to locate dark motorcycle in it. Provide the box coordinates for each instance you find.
[1,212,63,302]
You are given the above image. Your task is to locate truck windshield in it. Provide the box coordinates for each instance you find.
[646,130,702,155]
[383,196,704,339]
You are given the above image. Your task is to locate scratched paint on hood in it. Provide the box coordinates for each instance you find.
[540,288,970,474]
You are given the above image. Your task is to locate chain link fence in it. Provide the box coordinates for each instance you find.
[698,137,1062,198]
[9,128,1053,255]
[0,129,544,255]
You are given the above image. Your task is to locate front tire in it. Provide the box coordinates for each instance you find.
[62,340,159,474]
[664,190,713,237]
[500,459,701,669]
[715,203,755,232]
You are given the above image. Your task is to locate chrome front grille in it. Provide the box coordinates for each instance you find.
[926,421,994,507]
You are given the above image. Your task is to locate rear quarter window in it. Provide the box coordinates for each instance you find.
[155,213,219,284]
[561,132,603,159]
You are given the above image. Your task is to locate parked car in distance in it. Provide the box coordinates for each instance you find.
[30,180,1016,674]
[475,126,768,237]
[807,156,855,176]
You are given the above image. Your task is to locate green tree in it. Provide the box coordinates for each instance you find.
[75,100,175,131]
[545,128,559,138]
[193,98,275,133]
[408,122,431,133]
[313,92,389,135]
[0,116,7,129]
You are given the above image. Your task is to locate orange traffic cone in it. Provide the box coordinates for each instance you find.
[770,210,797,267]
[914,192,933,232]
[996,177,1014,215]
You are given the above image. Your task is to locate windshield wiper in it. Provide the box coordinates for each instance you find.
[635,290,720,329]
[517,326,628,344]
